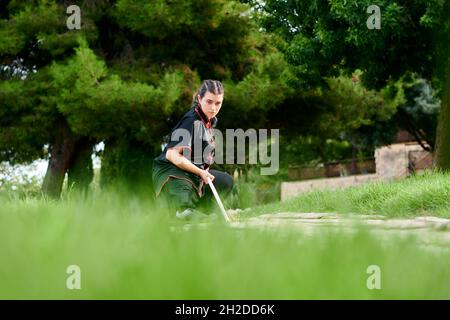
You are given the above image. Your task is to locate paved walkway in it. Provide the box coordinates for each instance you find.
[229,212,450,250]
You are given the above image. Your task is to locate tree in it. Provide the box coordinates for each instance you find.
[245,0,450,168]
[391,74,441,151]
[0,1,187,198]
[1,0,295,197]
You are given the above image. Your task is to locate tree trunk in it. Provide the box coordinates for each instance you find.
[41,119,78,199]
[434,62,450,170]
[351,143,357,175]
[67,137,95,196]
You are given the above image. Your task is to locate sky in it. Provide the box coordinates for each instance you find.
[0,142,104,187]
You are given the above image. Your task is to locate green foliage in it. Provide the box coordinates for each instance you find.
[48,39,184,142]
[0,0,59,56]
[99,139,158,193]
[245,0,449,167]
[114,0,202,39]
[0,75,52,163]
[1,0,297,191]
[390,74,441,149]
[113,0,255,80]
[250,0,449,89]
[280,135,354,166]
[274,72,400,161]
[318,73,398,134]
[221,51,295,128]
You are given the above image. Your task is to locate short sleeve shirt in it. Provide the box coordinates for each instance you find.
[152,102,218,198]
[155,102,217,170]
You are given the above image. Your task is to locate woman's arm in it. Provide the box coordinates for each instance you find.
[166,148,215,184]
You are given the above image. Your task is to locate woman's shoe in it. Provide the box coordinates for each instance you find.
[175,208,209,221]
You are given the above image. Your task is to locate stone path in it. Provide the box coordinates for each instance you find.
[176,210,450,250]
[228,212,450,250]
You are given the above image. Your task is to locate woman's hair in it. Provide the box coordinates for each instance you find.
[193,79,224,102]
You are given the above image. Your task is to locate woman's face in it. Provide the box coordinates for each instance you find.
[197,92,223,120]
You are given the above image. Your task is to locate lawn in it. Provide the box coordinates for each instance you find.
[1,175,450,299]
[248,171,450,218]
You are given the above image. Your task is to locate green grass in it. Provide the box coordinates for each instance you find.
[249,171,450,218]
[1,185,450,299]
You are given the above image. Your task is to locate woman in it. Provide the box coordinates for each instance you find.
[152,80,233,220]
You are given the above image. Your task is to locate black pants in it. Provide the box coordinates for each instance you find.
[196,170,233,213]
[159,169,233,214]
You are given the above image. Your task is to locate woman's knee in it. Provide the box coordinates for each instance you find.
[210,170,233,194]
[162,178,199,210]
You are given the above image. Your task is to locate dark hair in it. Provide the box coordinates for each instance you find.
[193,79,224,102]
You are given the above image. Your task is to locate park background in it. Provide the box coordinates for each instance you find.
[1,0,450,299]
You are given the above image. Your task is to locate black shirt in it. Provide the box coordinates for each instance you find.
[152,102,218,198]
[155,101,217,170]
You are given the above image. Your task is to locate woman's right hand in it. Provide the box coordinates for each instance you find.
[199,169,215,184]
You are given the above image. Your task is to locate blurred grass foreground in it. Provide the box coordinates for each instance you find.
[1,172,450,299]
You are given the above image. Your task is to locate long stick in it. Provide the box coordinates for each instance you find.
[207,177,231,222]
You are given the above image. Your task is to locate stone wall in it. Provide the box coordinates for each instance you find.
[375,143,431,180]
[281,142,432,201]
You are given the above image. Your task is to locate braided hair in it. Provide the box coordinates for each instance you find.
[193,79,224,102]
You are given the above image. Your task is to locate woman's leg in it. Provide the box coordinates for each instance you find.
[160,177,200,214]
[197,169,233,212]
[208,169,234,196]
